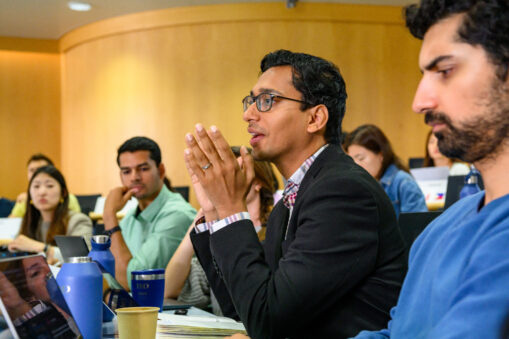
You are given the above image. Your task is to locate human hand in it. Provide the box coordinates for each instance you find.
[184,124,254,219]
[8,234,45,253]
[0,271,31,318]
[103,186,134,223]
[185,160,218,220]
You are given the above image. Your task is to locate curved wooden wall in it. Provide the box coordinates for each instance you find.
[3,2,428,207]
[0,45,60,200]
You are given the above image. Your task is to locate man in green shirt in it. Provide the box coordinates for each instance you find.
[103,136,196,289]
[9,153,81,218]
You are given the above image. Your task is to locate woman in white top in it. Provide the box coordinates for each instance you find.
[423,130,470,175]
[8,166,92,263]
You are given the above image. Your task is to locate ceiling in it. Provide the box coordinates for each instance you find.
[0,0,415,40]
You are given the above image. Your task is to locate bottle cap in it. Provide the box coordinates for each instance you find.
[67,256,93,263]
[92,235,110,244]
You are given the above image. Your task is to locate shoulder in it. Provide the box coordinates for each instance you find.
[147,193,196,229]
[416,193,481,239]
[67,211,92,226]
[68,194,79,203]
[392,170,421,192]
[10,201,25,217]
[310,152,384,199]
[160,191,196,215]
[300,149,393,214]
[392,168,415,184]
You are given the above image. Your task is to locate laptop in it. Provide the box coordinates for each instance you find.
[0,255,81,339]
[53,236,90,262]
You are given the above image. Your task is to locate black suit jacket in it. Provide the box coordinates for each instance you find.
[191,145,406,339]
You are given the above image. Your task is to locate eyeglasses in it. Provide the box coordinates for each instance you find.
[242,93,311,112]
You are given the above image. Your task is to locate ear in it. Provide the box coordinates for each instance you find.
[306,104,329,135]
[254,182,262,192]
[158,163,166,179]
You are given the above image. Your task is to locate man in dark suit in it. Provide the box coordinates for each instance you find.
[183,50,406,338]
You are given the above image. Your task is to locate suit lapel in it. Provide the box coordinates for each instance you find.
[264,200,289,269]
[265,146,345,265]
[284,146,343,245]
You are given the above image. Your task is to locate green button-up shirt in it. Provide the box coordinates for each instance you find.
[120,185,196,287]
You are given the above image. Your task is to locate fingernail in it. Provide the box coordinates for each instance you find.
[196,123,204,132]
[211,125,218,133]
[186,133,193,141]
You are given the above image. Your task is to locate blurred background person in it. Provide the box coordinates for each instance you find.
[8,166,92,263]
[423,130,470,175]
[164,146,276,315]
[9,154,81,218]
[344,124,427,217]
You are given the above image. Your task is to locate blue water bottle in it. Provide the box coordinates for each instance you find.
[89,235,115,277]
[57,256,103,339]
[459,165,481,199]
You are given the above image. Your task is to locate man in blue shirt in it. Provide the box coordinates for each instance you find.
[354,0,509,338]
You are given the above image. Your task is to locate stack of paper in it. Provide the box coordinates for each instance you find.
[157,313,246,338]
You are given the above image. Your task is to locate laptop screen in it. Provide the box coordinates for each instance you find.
[0,255,81,339]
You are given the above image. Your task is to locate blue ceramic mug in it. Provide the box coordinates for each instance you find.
[131,269,165,311]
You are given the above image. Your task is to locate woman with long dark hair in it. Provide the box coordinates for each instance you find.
[8,166,92,263]
[343,124,427,218]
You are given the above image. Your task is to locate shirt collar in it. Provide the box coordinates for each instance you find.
[379,164,398,188]
[136,184,170,222]
[285,144,328,190]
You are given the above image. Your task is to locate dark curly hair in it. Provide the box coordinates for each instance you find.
[405,0,509,80]
[117,136,162,166]
[260,50,347,145]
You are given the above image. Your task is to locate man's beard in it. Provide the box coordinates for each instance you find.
[424,80,509,163]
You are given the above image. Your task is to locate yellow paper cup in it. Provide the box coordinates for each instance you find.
[116,306,159,339]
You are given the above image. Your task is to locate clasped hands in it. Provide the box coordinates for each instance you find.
[184,124,255,221]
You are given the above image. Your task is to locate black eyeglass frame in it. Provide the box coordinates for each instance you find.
[242,93,312,112]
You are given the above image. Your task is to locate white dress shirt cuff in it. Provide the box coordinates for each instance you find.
[210,212,251,233]
[194,220,216,233]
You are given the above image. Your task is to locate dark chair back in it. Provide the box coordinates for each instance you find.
[76,194,101,216]
[444,174,484,210]
[408,157,424,169]
[398,211,442,262]
[173,186,190,202]
[0,198,15,218]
